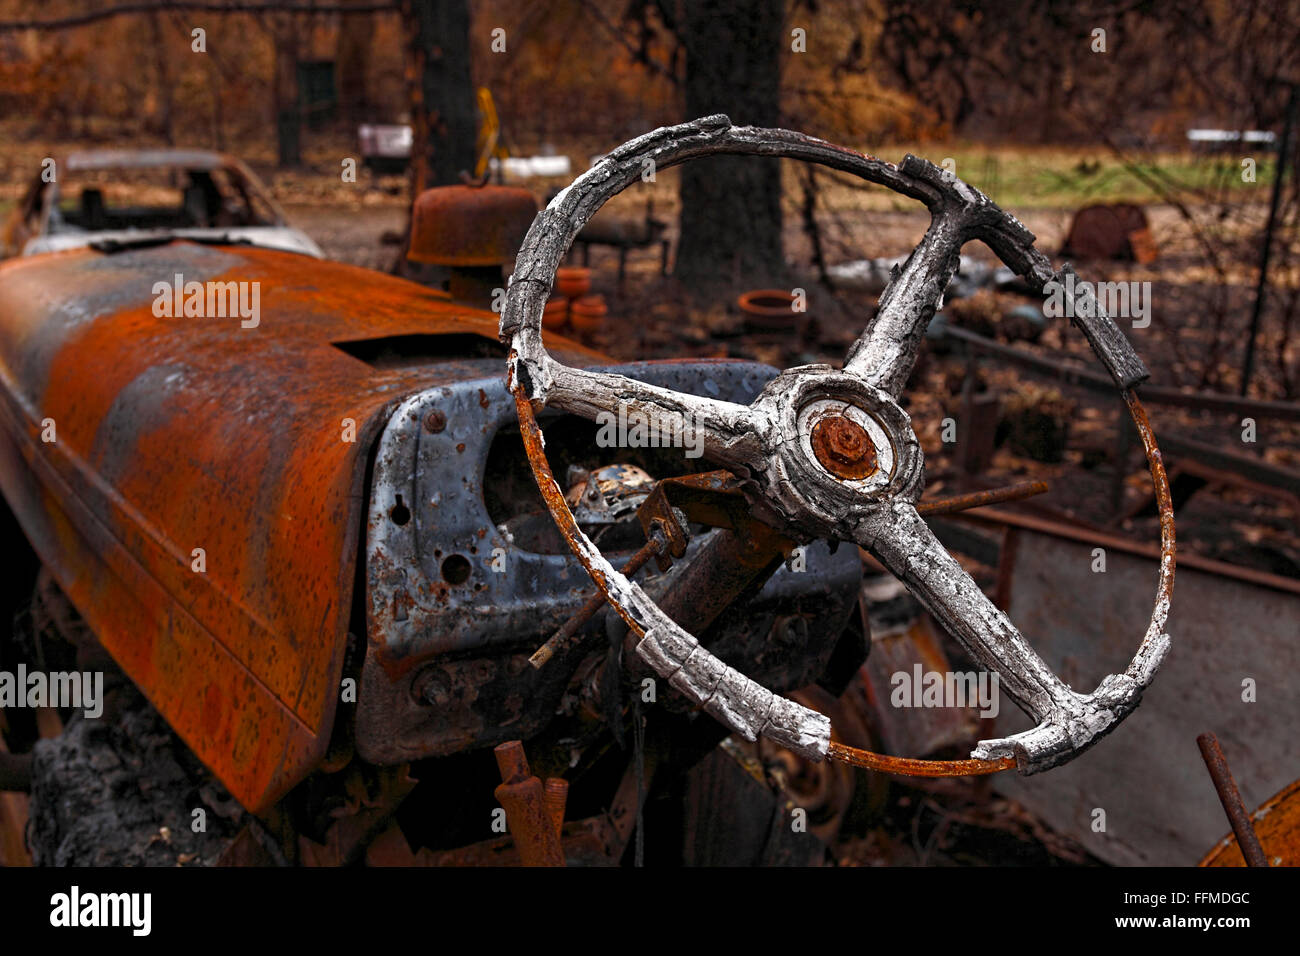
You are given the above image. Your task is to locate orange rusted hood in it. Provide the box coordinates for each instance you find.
[0,241,602,812]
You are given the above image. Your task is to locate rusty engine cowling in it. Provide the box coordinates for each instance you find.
[0,240,602,813]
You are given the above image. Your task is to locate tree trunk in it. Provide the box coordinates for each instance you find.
[148,14,174,144]
[675,0,784,290]
[407,0,477,192]
[273,22,302,167]
[336,1,375,132]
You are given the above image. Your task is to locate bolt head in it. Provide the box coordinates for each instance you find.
[810,415,878,480]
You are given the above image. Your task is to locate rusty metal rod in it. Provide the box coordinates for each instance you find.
[917,480,1049,516]
[1197,732,1269,866]
[530,529,666,669]
[494,738,531,785]
[943,324,1300,420]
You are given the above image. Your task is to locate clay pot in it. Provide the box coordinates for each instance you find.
[556,266,592,300]
[542,297,569,331]
[738,289,800,335]
[570,294,608,333]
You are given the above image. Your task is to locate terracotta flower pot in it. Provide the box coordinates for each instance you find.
[556,266,592,300]
[569,294,608,333]
[737,289,800,335]
[542,297,569,331]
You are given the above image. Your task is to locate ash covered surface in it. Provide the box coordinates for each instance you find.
[29,690,247,866]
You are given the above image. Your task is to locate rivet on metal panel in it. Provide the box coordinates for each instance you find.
[424,410,447,433]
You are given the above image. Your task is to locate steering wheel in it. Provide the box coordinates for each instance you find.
[500,115,1175,777]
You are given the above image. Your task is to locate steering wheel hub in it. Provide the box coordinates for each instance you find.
[752,367,923,536]
[810,414,876,479]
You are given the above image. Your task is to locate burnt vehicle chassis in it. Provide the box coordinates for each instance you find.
[0,116,1174,867]
[0,245,864,868]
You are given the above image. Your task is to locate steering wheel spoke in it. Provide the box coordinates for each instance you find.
[843,208,966,395]
[541,361,768,473]
[856,501,1167,772]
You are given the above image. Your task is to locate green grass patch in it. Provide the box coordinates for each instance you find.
[825,144,1278,211]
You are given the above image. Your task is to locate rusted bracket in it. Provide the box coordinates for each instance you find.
[637,471,796,570]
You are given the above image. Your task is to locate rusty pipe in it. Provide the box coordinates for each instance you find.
[1197,732,1269,867]
[530,530,666,669]
[493,741,565,867]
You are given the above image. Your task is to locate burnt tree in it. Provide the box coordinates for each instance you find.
[336,0,376,131]
[674,0,785,289]
[406,0,477,191]
[271,16,302,167]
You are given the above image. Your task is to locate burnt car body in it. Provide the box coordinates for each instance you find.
[0,230,862,863]
[1,149,322,260]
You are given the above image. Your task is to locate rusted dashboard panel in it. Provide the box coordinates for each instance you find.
[358,360,862,762]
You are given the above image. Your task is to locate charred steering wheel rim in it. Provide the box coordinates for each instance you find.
[500,115,1175,776]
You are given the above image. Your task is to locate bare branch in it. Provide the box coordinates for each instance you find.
[0,1,397,33]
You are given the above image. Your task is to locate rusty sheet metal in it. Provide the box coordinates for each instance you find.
[0,241,603,812]
[988,526,1298,864]
[1201,778,1300,867]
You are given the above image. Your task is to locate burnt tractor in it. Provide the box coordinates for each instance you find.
[0,118,1174,866]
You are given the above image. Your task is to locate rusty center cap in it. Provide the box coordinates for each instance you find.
[810,414,878,480]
